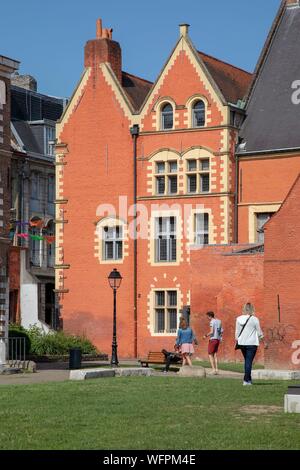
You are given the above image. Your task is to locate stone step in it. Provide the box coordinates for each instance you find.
[0,367,22,375]
[177,366,206,378]
[69,367,153,381]
[252,369,300,380]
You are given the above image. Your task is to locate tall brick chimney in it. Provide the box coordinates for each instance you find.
[84,19,122,82]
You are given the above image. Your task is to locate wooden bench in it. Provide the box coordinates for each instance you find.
[139,351,182,368]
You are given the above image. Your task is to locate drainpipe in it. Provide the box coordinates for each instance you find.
[234,152,239,244]
[130,124,139,358]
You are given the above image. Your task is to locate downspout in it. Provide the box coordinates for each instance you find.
[130,124,139,358]
[234,152,239,244]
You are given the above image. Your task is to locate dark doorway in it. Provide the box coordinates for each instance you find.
[45,283,55,328]
[9,289,19,324]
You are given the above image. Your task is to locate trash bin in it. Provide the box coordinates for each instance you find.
[69,348,82,370]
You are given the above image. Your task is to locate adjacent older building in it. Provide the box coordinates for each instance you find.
[9,76,65,330]
[237,0,300,244]
[0,54,19,365]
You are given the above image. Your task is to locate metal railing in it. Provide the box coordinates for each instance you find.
[4,337,26,366]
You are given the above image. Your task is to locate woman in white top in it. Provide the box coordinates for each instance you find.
[235,303,264,386]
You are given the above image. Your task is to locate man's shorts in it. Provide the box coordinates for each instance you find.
[208,339,220,355]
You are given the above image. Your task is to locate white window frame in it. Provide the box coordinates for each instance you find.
[195,213,209,245]
[103,225,123,261]
[45,126,55,156]
[155,216,177,263]
[154,161,178,196]
[186,158,210,194]
[192,99,206,128]
[161,103,174,131]
[154,289,178,334]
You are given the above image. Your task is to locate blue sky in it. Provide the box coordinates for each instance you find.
[0,0,281,98]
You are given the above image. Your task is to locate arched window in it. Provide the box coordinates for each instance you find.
[161,103,173,130]
[103,225,123,261]
[192,100,205,127]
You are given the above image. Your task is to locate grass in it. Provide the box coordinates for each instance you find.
[0,377,299,450]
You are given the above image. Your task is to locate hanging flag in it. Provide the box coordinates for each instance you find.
[30,234,45,241]
[17,233,29,239]
[44,235,55,244]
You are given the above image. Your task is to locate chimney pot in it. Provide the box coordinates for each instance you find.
[96,19,103,39]
[179,23,190,37]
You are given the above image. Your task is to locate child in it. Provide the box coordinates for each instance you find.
[175,317,198,367]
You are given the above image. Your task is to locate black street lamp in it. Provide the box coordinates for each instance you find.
[108,268,122,367]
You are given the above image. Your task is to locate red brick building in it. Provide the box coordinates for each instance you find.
[56,1,300,366]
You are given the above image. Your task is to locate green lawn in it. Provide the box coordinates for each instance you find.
[0,377,299,450]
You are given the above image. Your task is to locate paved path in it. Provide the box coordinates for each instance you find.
[0,362,243,386]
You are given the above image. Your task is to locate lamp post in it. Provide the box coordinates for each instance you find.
[108,268,122,367]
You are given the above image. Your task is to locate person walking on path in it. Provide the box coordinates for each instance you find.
[175,317,198,367]
[203,311,223,375]
[235,303,264,386]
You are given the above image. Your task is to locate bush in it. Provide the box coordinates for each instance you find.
[26,325,98,356]
[8,324,31,355]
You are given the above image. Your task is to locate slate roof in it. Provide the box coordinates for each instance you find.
[239,2,300,154]
[198,51,252,105]
[10,85,65,156]
[12,120,41,154]
[11,85,64,122]
[122,72,152,110]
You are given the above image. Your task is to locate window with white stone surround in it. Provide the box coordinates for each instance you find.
[95,217,128,264]
[155,161,178,196]
[186,158,210,194]
[154,290,178,334]
[155,216,177,263]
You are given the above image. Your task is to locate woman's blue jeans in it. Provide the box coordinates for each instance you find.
[241,346,258,383]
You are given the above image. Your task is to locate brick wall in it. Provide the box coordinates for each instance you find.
[190,245,264,364]
[263,174,300,369]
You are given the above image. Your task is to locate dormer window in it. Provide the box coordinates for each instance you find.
[192,100,205,127]
[45,126,55,156]
[161,103,173,130]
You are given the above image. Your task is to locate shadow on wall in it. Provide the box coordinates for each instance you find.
[63,309,131,357]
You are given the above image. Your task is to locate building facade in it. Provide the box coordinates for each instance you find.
[9,77,65,330]
[0,54,19,364]
[55,20,251,357]
[56,1,300,364]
